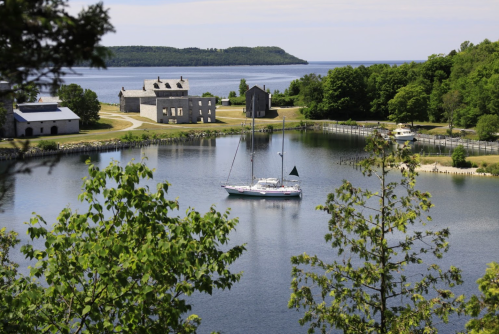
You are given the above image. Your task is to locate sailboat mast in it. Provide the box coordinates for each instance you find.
[251,93,255,187]
[281,116,285,185]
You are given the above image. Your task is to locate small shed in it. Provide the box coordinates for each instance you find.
[221,99,230,106]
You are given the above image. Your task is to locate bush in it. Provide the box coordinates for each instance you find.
[229,96,246,105]
[37,140,57,151]
[339,119,358,126]
[476,114,499,141]
[477,162,499,175]
[266,124,274,131]
[451,145,468,167]
[120,132,138,142]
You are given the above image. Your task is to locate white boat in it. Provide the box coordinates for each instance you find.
[222,97,302,197]
[393,124,416,141]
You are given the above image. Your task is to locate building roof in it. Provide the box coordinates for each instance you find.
[247,85,268,94]
[119,89,156,98]
[38,96,62,103]
[143,78,189,91]
[14,107,80,122]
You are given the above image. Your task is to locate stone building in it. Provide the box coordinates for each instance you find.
[0,81,16,138]
[118,76,216,123]
[14,102,80,137]
[245,85,271,118]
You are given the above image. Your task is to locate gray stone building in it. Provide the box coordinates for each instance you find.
[245,85,271,118]
[0,81,16,138]
[14,103,80,137]
[118,76,216,123]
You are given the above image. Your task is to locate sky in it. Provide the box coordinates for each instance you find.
[70,0,499,62]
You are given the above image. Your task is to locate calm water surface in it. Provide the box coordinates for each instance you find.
[57,61,421,104]
[2,131,498,333]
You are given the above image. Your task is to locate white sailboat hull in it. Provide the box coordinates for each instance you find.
[222,185,302,197]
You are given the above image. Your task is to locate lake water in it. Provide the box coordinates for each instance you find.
[2,130,498,333]
[55,61,421,104]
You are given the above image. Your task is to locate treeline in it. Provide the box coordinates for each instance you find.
[90,46,307,67]
[277,39,499,129]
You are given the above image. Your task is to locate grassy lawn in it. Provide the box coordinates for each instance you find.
[80,118,132,134]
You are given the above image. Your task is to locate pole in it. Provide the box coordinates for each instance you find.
[251,94,255,188]
[281,116,285,185]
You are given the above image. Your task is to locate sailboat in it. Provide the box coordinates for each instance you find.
[221,95,302,197]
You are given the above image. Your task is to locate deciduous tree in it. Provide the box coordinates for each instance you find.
[466,262,499,334]
[16,160,245,333]
[388,84,428,126]
[58,83,100,125]
[475,114,499,141]
[289,132,462,334]
[442,90,462,136]
[239,78,248,96]
[0,0,114,96]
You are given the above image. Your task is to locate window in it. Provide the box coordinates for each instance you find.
[153,83,159,89]
[41,127,44,133]
[208,100,212,106]
[198,101,202,106]
[163,107,167,115]
[165,83,171,88]
[177,82,182,88]
[27,122,30,124]
[178,108,183,116]
[53,121,56,123]
[68,120,71,122]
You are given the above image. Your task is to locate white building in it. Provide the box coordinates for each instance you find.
[14,103,80,137]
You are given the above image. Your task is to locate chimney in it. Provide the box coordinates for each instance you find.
[246,85,249,91]
[157,76,160,82]
[143,86,145,91]
[122,86,125,91]
[263,85,265,91]
[181,75,183,81]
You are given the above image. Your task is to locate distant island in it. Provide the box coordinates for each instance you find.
[93,46,308,67]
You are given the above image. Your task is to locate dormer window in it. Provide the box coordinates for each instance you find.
[165,83,171,88]
[176,82,182,88]
[153,83,159,89]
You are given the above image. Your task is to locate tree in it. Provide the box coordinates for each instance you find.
[289,132,462,334]
[475,114,499,141]
[58,84,100,125]
[202,91,219,104]
[228,91,237,98]
[452,145,467,167]
[0,0,114,96]
[322,66,369,120]
[239,78,248,96]
[12,83,40,104]
[14,160,245,332]
[466,262,499,333]
[388,85,428,126]
[442,90,462,136]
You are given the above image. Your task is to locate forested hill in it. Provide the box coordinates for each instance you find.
[97,46,308,67]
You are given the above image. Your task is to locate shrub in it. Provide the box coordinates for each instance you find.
[451,145,467,167]
[38,140,57,151]
[140,133,149,141]
[476,114,499,141]
[120,132,138,142]
[266,124,274,131]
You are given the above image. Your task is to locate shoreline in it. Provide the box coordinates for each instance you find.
[416,163,494,177]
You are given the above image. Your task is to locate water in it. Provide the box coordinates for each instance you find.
[1,130,498,333]
[52,61,420,104]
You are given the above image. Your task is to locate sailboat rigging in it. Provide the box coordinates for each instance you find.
[221,95,302,197]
